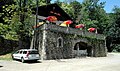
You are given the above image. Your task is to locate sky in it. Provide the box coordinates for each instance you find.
[51,0,120,13]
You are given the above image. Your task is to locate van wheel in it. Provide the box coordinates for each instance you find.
[12,56,15,60]
[21,57,25,63]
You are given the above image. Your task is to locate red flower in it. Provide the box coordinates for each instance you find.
[75,24,85,28]
[46,16,57,22]
[88,28,96,32]
[75,25,80,28]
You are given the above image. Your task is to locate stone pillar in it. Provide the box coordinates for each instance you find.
[104,37,107,56]
[41,24,47,60]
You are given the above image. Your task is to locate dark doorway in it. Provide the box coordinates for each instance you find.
[73,42,93,57]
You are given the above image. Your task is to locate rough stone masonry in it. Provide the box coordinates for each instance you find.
[34,23,107,60]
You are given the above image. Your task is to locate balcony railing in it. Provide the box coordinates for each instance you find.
[38,23,105,40]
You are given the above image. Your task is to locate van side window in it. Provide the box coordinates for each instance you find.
[19,51,23,54]
[23,51,27,54]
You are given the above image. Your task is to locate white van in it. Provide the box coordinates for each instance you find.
[12,49,40,63]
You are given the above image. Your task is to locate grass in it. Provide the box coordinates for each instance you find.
[0,53,12,60]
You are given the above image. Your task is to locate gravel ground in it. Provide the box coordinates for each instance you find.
[0,53,120,71]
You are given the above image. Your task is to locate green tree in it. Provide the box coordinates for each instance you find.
[79,0,92,27]
[106,7,120,52]
[70,1,82,23]
[0,23,9,37]
[1,0,47,48]
[79,0,109,33]
[55,0,74,20]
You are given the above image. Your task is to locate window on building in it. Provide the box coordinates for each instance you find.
[57,37,63,47]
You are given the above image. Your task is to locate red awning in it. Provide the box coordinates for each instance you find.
[46,16,57,22]
[64,20,73,25]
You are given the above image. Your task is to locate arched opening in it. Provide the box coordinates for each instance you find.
[57,37,63,47]
[73,42,93,57]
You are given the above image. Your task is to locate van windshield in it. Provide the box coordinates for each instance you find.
[29,51,39,54]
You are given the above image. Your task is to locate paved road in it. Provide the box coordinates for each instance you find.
[0,53,120,71]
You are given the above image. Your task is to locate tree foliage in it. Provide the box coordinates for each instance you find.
[0,0,47,48]
[105,7,120,52]
[70,1,82,22]
[79,0,109,33]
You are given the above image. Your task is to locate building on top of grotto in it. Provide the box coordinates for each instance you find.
[31,3,107,60]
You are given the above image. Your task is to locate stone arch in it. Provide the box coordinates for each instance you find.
[72,38,88,49]
[73,39,93,57]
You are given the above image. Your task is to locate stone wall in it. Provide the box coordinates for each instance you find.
[45,31,73,59]
[36,23,107,60]
[0,37,18,55]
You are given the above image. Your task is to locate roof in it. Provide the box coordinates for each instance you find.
[33,3,73,21]
[33,3,75,27]
[18,49,38,51]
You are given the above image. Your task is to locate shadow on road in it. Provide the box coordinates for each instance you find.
[0,66,3,68]
[25,60,41,64]
[13,59,41,64]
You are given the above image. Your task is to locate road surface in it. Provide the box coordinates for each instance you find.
[0,53,120,71]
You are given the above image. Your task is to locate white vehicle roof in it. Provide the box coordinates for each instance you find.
[18,49,38,51]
